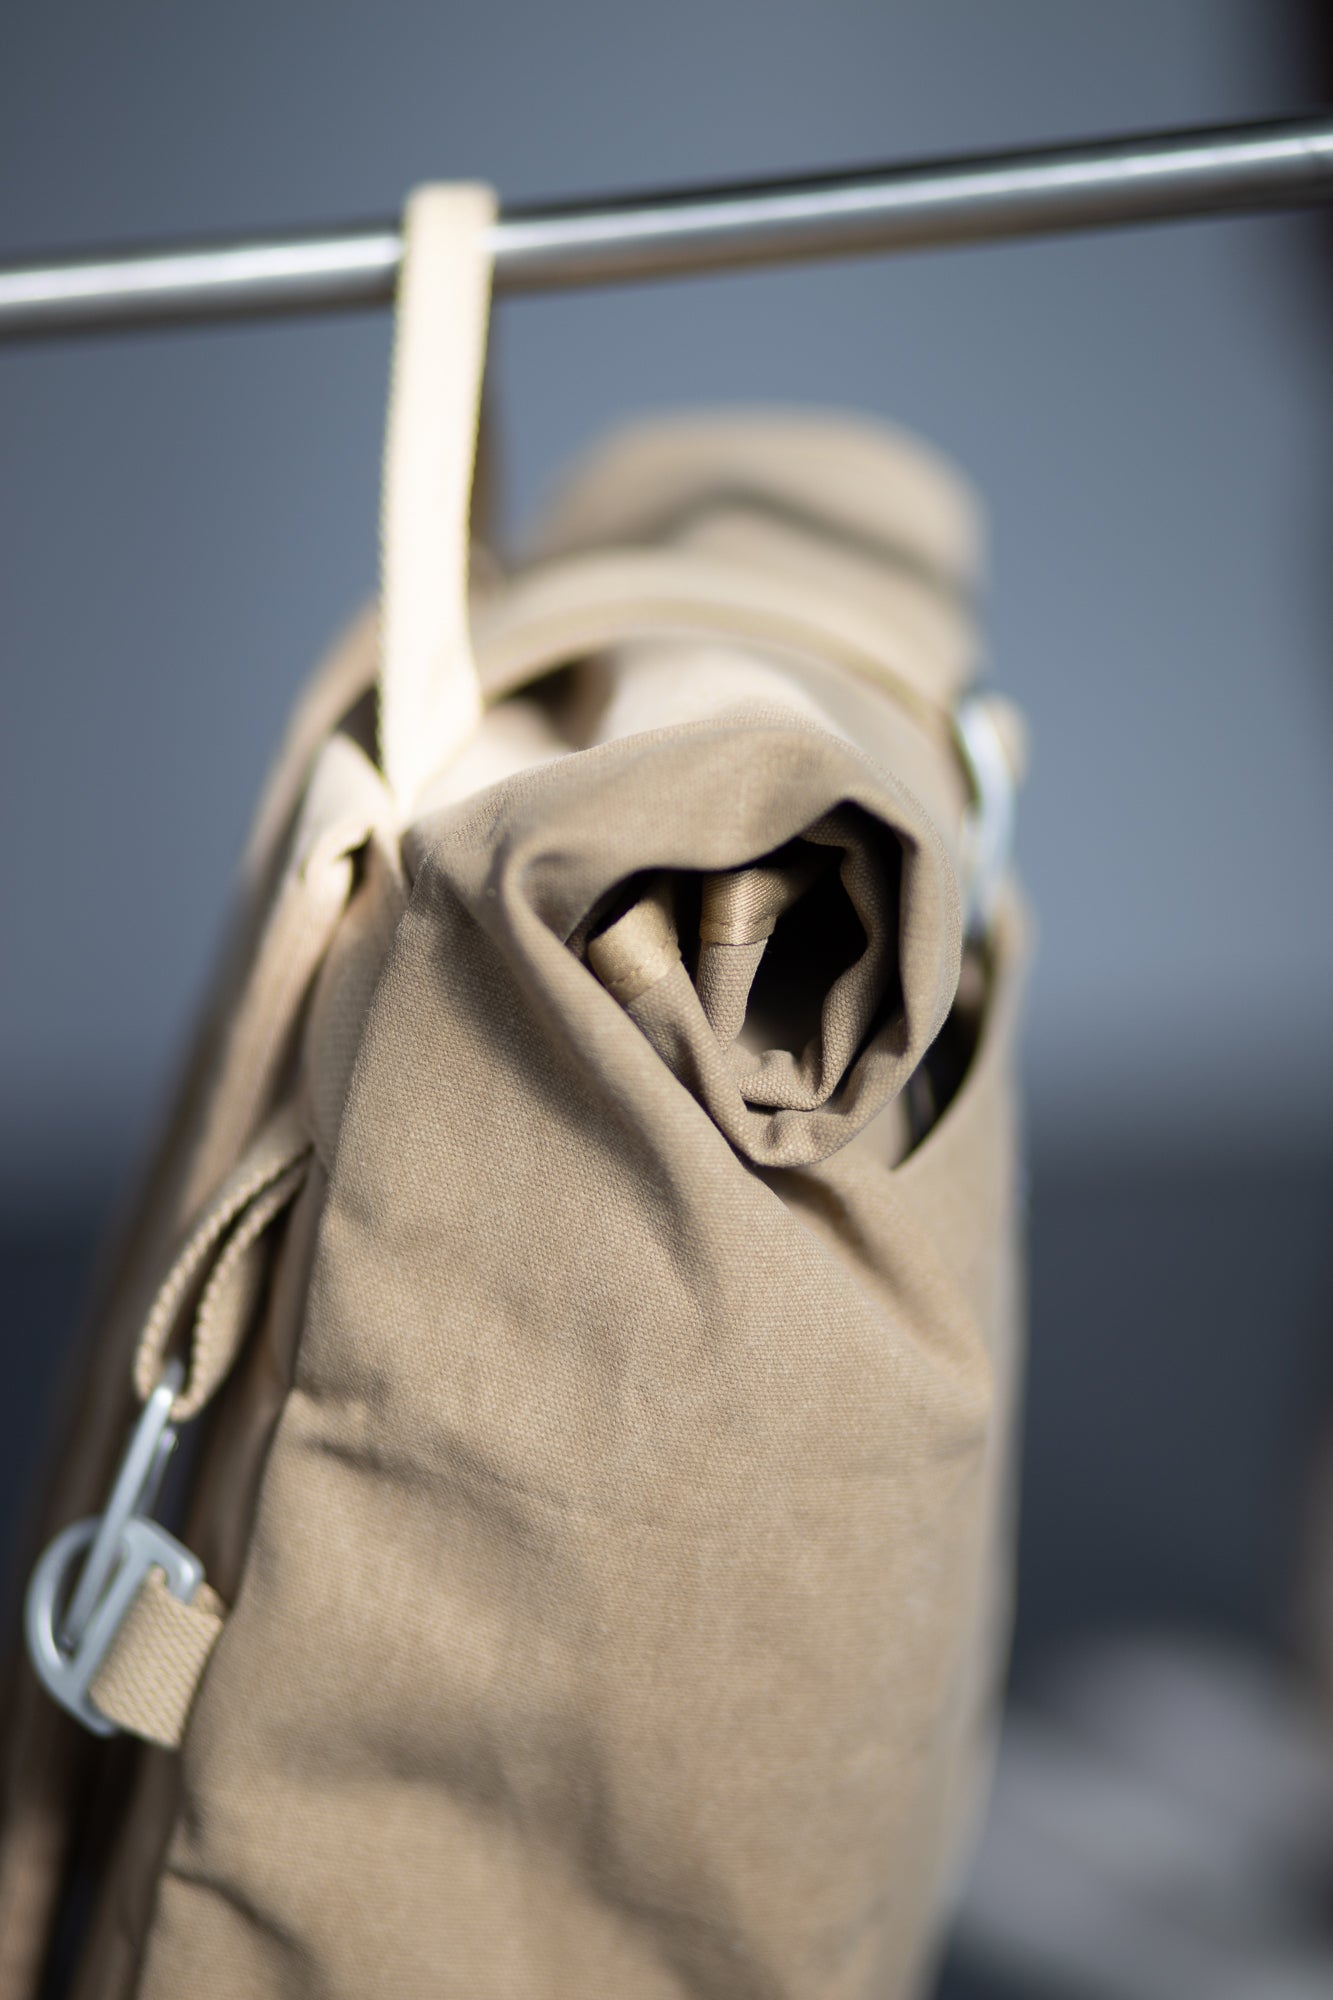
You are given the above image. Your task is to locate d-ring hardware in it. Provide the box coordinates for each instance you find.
[24,1360,204,1736]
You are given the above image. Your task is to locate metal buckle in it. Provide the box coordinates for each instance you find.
[954,692,1017,942]
[25,1360,203,1736]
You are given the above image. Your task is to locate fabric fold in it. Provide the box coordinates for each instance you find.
[415,704,962,1171]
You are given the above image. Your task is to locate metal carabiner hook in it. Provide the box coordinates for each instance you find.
[25,1359,204,1736]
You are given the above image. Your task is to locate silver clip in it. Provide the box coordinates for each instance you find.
[25,1359,204,1736]
[954,692,1017,942]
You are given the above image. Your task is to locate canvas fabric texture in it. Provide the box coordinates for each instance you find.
[0,184,1027,2000]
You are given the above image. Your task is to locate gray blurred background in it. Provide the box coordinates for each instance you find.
[3,4,1332,1993]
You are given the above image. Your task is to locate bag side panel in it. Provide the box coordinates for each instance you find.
[771,896,1029,1977]
[132,728,1015,2000]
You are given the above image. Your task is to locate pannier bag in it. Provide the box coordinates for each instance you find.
[1,185,1027,2000]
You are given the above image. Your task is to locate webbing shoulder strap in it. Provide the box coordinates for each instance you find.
[378,183,497,812]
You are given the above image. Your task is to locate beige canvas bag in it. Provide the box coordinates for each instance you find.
[1,184,1027,2000]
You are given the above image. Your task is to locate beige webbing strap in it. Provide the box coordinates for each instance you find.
[133,1100,311,1420]
[696,854,825,1047]
[67,709,391,1760]
[87,1570,226,1750]
[85,1107,302,1745]
[181,729,395,1222]
[132,728,400,1420]
[586,877,682,1008]
[378,183,497,812]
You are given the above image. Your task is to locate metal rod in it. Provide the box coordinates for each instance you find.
[3,114,1332,341]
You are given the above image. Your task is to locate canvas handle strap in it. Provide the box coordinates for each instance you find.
[132,1099,312,1420]
[88,1569,227,1749]
[378,183,498,812]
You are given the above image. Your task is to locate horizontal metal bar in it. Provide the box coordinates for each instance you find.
[3,114,1332,340]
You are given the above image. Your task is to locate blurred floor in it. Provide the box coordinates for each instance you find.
[944,1635,1333,1999]
[952,1134,1333,1997]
